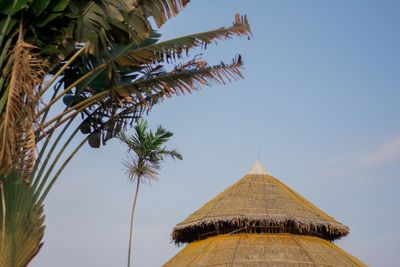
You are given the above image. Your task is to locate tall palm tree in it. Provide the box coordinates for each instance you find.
[118,119,182,267]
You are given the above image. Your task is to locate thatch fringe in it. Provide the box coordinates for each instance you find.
[172,215,349,244]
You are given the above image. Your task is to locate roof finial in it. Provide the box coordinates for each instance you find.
[248,160,268,175]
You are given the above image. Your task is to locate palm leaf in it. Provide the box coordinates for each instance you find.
[70,0,190,54]
[45,13,249,106]
[35,14,250,145]
[136,0,190,28]
[0,172,45,267]
[118,55,244,98]
[37,56,244,146]
[118,118,182,183]
[115,14,251,67]
[118,118,182,267]
[0,31,46,180]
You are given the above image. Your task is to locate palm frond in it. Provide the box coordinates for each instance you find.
[37,55,243,147]
[139,0,190,28]
[43,55,242,146]
[44,13,249,105]
[120,55,244,99]
[34,14,249,149]
[115,14,251,67]
[0,172,45,267]
[70,0,190,54]
[119,118,181,184]
[158,148,183,160]
[0,33,46,180]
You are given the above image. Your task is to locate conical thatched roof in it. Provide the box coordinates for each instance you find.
[164,234,367,267]
[172,161,349,244]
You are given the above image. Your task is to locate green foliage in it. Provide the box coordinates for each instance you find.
[0,173,44,267]
[0,0,250,265]
[119,119,182,182]
[0,0,197,177]
[118,119,182,267]
[48,15,250,149]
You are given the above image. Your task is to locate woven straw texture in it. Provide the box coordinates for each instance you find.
[164,234,366,267]
[173,173,348,243]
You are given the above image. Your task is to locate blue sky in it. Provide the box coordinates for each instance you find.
[31,1,400,266]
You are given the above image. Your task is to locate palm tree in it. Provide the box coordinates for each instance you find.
[118,119,182,267]
[0,1,250,265]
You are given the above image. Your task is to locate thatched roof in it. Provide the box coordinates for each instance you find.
[164,233,366,266]
[172,161,349,244]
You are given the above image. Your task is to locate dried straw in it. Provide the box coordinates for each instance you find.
[164,233,367,267]
[172,173,349,244]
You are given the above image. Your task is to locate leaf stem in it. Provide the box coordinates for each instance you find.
[38,45,87,97]
[35,123,80,199]
[37,63,106,117]
[32,117,75,192]
[36,91,108,141]
[0,16,12,52]
[0,181,5,256]
[38,135,88,203]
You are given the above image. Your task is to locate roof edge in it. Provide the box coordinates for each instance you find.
[172,215,349,244]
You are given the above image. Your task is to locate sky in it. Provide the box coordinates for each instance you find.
[31,1,400,266]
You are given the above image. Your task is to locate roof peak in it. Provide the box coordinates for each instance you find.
[247,160,268,175]
[172,159,349,244]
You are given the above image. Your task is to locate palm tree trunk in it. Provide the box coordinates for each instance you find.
[127,177,141,267]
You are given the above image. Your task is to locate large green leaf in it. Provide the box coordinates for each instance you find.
[34,0,70,27]
[8,0,30,16]
[69,0,190,55]
[31,0,51,16]
[0,173,45,267]
[0,2,12,14]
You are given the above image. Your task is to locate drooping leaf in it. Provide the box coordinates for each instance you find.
[88,130,101,148]
[79,119,91,134]
[69,0,190,54]
[122,55,244,98]
[0,37,45,180]
[114,14,251,67]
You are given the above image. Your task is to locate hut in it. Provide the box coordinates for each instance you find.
[164,161,366,266]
